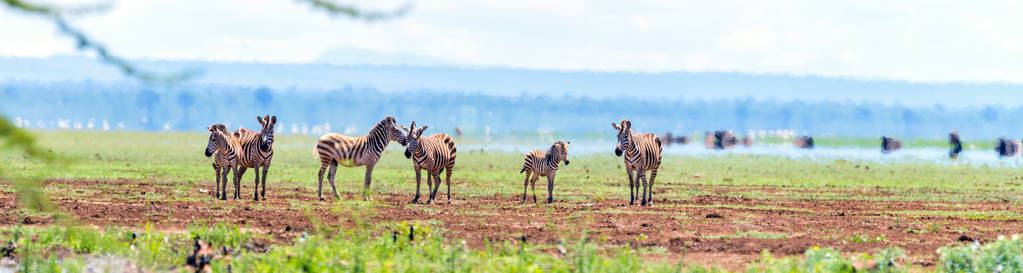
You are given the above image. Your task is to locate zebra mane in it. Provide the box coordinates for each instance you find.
[545,142,564,161]
[368,117,393,137]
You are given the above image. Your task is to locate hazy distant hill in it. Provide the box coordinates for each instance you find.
[1,55,1021,108]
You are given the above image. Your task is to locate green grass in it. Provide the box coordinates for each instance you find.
[4,130,1023,272]
[3,130,1022,203]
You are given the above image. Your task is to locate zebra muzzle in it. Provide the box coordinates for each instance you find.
[564,160,570,165]
[614,148,623,157]
[404,149,412,158]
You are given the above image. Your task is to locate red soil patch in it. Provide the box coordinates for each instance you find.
[3,178,1020,271]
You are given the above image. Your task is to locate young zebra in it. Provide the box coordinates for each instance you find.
[315,116,406,201]
[519,141,571,204]
[399,121,457,204]
[612,119,662,206]
[234,115,276,201]
[204,124,241,200]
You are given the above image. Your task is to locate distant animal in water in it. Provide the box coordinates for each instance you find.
[996,138,1021,157]
[204,124,241,200]
[794,136,815,149]
[703,132,715,149]
[234,115,277,201]
[948,131,962,159]
[612,120,662,206]
[519,141,571,203]
[660,132,690,146]
[741,135,753,147]
[881,136,901,153]
[400,121,458,204]
[454,127,462,138]
[706,130,737,150]
[315,116,406,201]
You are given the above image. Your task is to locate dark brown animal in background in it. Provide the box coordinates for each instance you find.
[996,138,1021,157]
[186,240,216,273]
[881,136,901,153]
[660,132,690,146]
[454,127,462,138]
[794,136,815,149]
[704,132,715,149]
[713,130,737,150]
[948,131,962,159]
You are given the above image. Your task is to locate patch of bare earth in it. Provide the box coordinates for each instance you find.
[2,179,1020,271]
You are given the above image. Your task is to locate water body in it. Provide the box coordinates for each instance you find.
[461,140,1019,168]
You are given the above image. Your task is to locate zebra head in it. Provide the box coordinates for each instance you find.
[205,124,228,157]
[611,120,632,157]
[399,121,428,159]
[257,115,277,152]
[383,116,407,146]
[554,141,571,165]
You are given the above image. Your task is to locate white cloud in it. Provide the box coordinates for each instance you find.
[3,0,1023,83]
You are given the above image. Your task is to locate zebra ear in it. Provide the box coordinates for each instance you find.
[623,120,631,129]
[399,125,410,133]
[410,121,417,130]
[256,116,265,125]
[270,116,277,125]
[565,141,571,147]
[207,126,214,132]
[611,122,621,130]
[417,126,428,136]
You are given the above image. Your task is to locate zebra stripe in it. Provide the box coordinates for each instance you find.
[314,116,406,201]
[612,119,662,206]
[234,115,276,201]
[519,141,570,203]
[400,121,457,204]
[205,124,241,200]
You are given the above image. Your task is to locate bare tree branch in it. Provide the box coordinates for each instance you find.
[298,0,411,21]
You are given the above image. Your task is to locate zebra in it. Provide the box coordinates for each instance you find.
[315,116,406,201]
[612,119,662,206]
[519,141,571,204]
[204,124,241,200]
[234,115,276,201]
[399,121,457,204]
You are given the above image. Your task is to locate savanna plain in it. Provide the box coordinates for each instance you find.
[3,131,1023,272]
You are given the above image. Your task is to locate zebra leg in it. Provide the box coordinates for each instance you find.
[260,165,269,199]
[626,169,636,205]
[445,166,453,201]
[317,161,327,201]
[639,171,649,206]
[546,174,555,204]
[429,174,442,203]
[362,165,375,201]
[221,167,231,201]
[327,161,340,200]
[412,167,422,204]
[252,166,261,201]
[521,171,531,203]
[648,168,658,205]
[214,165,221,199]
[234,167,247,200]
[425,174,435,204]
[530,173,539,203]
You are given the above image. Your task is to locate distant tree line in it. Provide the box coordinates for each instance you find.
[2,80,1021,140]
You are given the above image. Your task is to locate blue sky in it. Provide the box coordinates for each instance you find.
[3,1,1023,84]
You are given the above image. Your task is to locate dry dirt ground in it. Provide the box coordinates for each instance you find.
[3,179,1020,270]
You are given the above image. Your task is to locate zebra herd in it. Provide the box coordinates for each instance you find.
[205,116,663,206]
